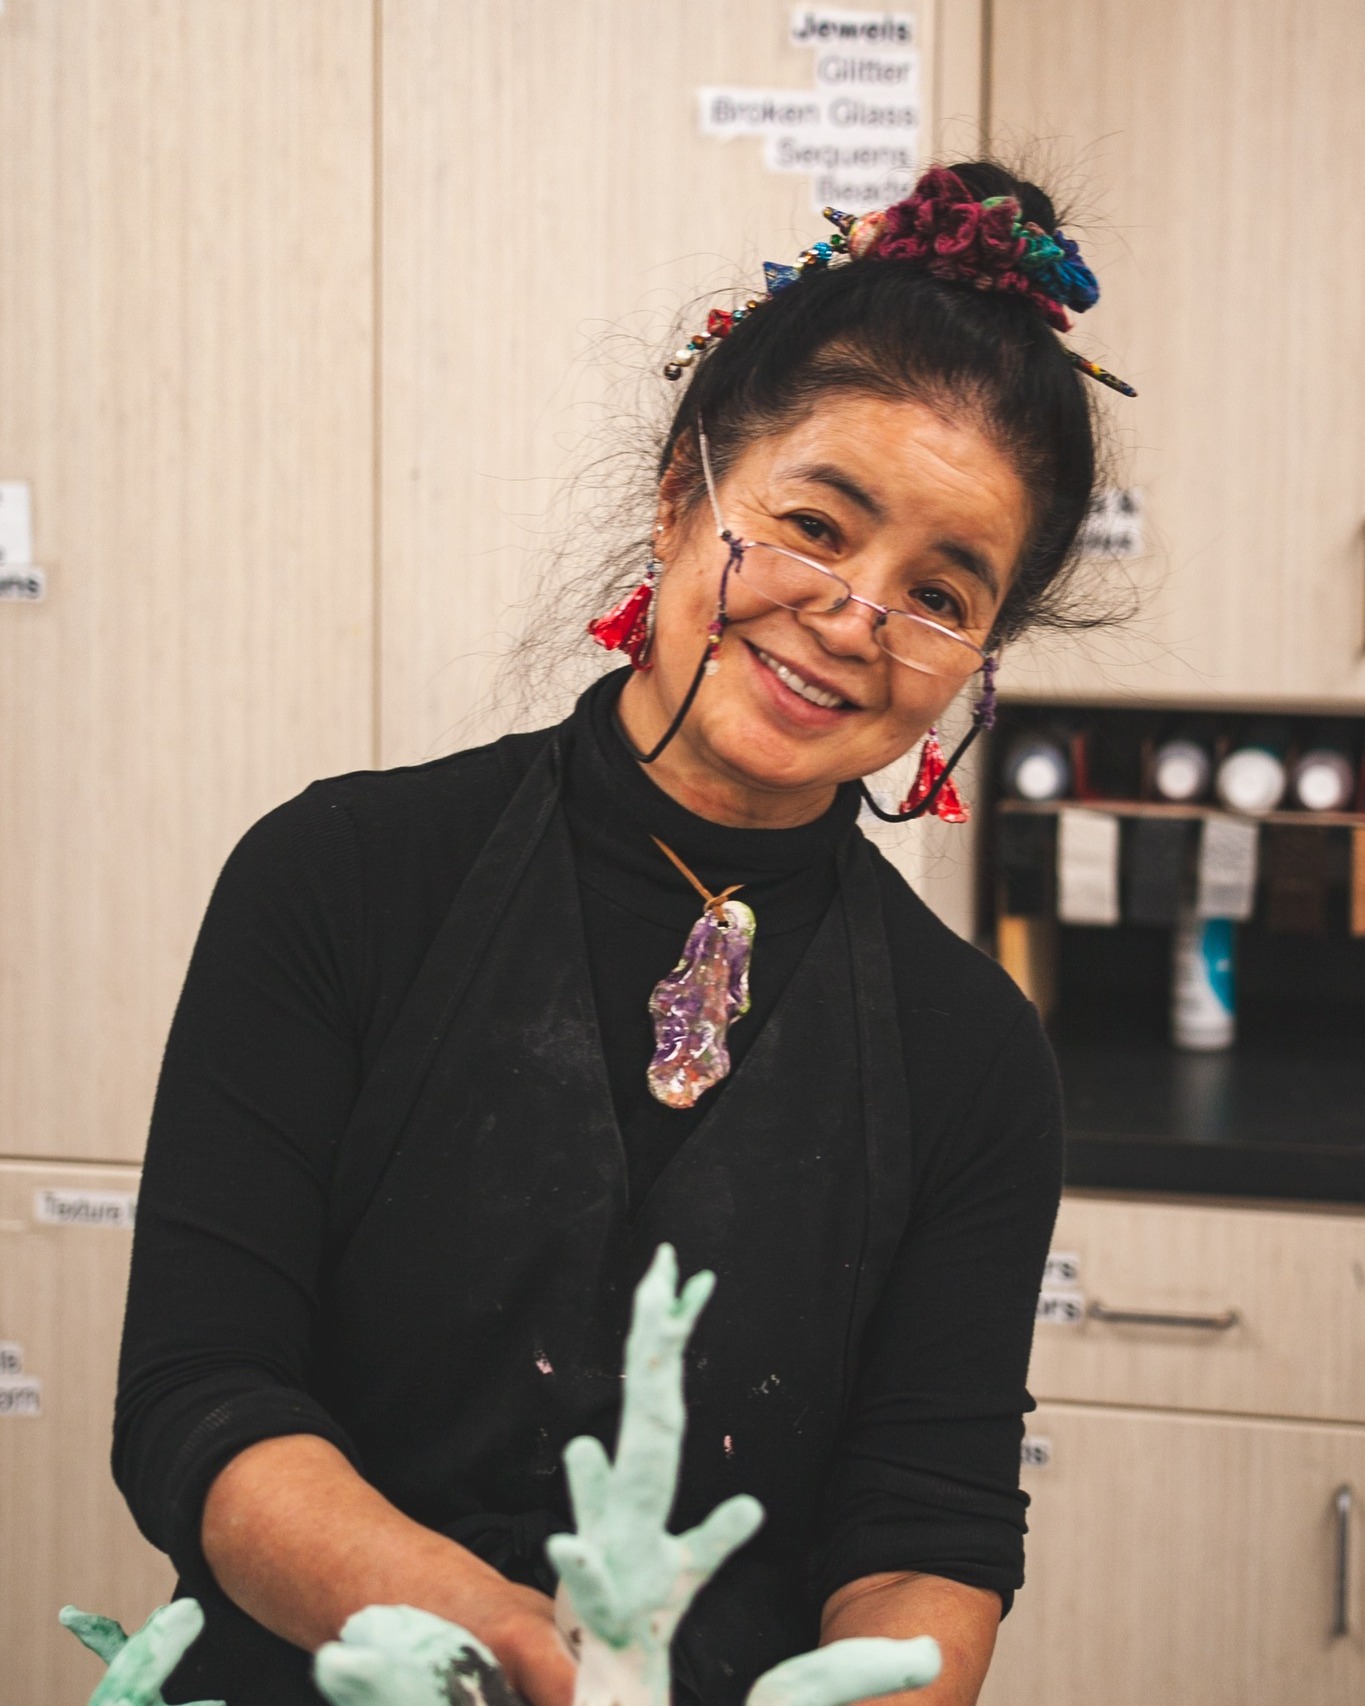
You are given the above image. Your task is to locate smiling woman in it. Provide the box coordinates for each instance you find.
[589,161,1104,832]
[116,161,1114,1706]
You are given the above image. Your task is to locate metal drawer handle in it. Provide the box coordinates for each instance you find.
[1333,1485,1352,1639]
[1087,1300,1240,1331]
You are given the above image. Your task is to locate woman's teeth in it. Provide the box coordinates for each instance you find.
[755,647,847,710]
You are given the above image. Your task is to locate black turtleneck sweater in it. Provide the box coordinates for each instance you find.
[565,673,862,1206]
[116,669,1063,1645]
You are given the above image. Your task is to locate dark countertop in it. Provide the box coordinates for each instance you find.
[1050,1010,1365,1205]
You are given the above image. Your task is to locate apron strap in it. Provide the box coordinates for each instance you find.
[839,834,916,1363]
[325,736,564,1263]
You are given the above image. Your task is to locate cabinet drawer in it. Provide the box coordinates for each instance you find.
[1030,1195,1365,1423]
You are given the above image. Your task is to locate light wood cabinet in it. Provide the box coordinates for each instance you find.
[0,1161,171,1705]
[981,1403,1365,1706]
[988,0,1365,705]
[0,0,376,1165]
[986,1195,1365,1705]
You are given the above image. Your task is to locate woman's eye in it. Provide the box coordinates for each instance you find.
[913,585,966,624]
[785,513,834,546]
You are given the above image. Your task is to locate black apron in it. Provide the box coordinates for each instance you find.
[176,735,914,1706]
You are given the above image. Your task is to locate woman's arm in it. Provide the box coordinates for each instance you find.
[115,790,373,1574]
[821,1572,1000,1706]
[201,1435,575,1706]
[814,986,1064,1696]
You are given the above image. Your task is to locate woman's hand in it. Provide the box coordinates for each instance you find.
[202,1435,576,1706]
[312,1599,575,1706]
[479,1584,577,1706]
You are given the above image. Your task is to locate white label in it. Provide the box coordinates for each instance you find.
[1057,807,1122,927]
[790,8,916,51]
[698,87,916,140]
[1196,817,1259,923]
[1044,1250,1080,1288]
[1036,1288,1086,1326]
[1020,1434,1052,1470]
[0,1376,42,1417]
[698,87,824,137]
[1077,488,1144,559]
[813,48,917,89]
[806,167,913,215]
[0,481,33,565]
[764,130,917,175]
[0,565,45,602]
[34,1188,137,1230]
[0,1342,22,1375]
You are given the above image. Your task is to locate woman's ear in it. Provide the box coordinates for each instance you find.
[653,432,703,560]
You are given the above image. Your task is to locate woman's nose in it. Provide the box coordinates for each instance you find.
[795,595,885,662]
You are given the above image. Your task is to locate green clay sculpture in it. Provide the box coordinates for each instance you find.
[547,1244,767,1706]
[746,1639,942,1706]
[313,1606,520,1706]
[65,1243,941,1706]
[59,1600,223,1706]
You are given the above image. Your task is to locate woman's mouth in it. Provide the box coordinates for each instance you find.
[746,642,856,712]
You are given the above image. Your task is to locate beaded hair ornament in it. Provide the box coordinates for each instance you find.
[590,167,1134,820]
[662,165,1135,396]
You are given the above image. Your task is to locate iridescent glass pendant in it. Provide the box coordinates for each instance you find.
[647,899,756,1109]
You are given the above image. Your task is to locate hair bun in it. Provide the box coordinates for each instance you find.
[949,161,1056,233]
[867,163,1097,329]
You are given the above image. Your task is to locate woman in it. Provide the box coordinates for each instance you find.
[116,162,1119,1706]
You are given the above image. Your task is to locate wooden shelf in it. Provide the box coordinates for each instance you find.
[996,798,1365,829]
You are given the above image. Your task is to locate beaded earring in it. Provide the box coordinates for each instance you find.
[587,557,661,670]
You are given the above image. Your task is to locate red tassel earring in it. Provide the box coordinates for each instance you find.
[587,558,660,670]
[897,727,971,823]
[862,656,997,825]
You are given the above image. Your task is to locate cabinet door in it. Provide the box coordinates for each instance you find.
[988,0,1365,704]
[0,0,375,1162]
[980,1404,1365,1706]
[0,1162,172,1704]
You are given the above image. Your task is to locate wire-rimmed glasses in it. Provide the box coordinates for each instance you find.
[696,425,988,683]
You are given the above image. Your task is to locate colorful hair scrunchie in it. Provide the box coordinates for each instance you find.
[847,166,1099,331]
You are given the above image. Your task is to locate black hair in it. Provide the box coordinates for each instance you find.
[658,161,1099,646]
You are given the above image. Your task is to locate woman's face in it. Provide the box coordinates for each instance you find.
[618,392,1029,827]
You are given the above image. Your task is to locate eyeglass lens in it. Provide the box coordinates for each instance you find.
[736,544,982,679]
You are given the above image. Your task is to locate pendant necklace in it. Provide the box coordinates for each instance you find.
[646,836,756,1110]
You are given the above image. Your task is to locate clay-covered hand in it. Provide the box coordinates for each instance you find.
[746,1637,942,1706]
[314,1604,528,1706]
[547,1244,763,1706]
[60,1600,223,1706]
